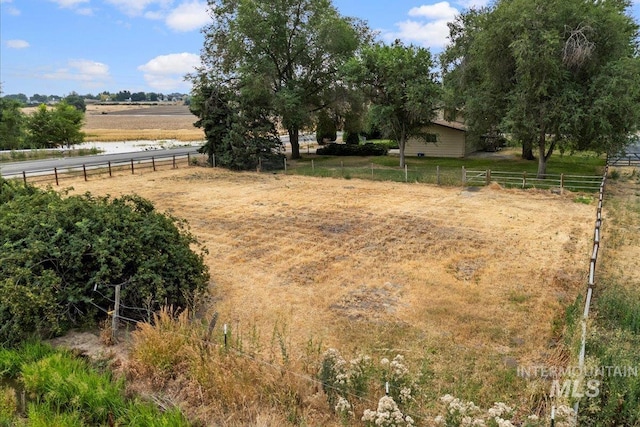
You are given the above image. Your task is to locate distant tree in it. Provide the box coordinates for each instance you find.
[131,92,147,102]
[115,90,131,102]
[3,94,28,105]
[347,41,441,167]
[31,94,49,104]
[26,102,85,148]
[148,92,159,102]
[64,92,86,112]
[0,98,26,149]
[196,0,370,159]
[442,0,640,177]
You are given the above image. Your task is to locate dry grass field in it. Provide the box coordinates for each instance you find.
[59,165,596,416]
[23,103,205,142]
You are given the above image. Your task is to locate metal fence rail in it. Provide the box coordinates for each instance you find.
[607,153,640,166]
[464,169,602,192]
[0,152,193,186]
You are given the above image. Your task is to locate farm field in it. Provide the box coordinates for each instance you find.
[83,104,204,142]
[59,166,596,420]
[23,103,205,142]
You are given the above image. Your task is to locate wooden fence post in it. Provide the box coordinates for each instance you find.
[437,165,440,185]
[284,157,287,172]
[187,153,191,166]
[172,155,176,169]
[462,166,466,185]
[485,169,491,186]
[152,157,156,171]
[108,161,112,177]
[131,159,135,174]
[405,164,408,182]
[83,164,88,181]
[54,168,59,186]
[112,284,121,340]
[22,171,27,185]
[522,171,527,189]
[560,173,565,194]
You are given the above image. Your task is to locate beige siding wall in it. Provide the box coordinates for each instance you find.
[405,125,468,158]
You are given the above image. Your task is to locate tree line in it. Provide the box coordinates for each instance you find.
[2,90,188,105]
[189,0,640,177]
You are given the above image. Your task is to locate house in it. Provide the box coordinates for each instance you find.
[405,114,477,158]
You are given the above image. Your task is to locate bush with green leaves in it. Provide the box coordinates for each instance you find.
[316,142,388,156]
[0,179,209,345]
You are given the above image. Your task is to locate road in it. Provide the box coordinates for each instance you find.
[0,146,199,178]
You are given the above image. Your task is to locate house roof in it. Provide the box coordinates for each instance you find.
[431,119,467,132]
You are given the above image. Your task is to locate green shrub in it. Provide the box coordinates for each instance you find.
[316,111,337,144]
[342,131,361,145]
[0,179,209,345]
[316,142,388,156]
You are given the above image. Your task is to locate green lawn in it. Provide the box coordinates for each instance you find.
[283,149,606,189]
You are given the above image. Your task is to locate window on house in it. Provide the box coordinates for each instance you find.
[425,133,437,143]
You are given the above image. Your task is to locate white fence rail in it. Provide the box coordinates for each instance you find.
[463,169,602,192]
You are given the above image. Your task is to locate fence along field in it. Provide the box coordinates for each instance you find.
[56,166,597,417]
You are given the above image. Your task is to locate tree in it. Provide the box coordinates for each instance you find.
[190,76,284,170]
[131,92,147,102]
[315,110,337,144]
[0,98,26,150]
[64,92,86,112]
[196,0,369,159]
[442,0,640,177]
[26,102,85,148]
[347,41,441,167]
[3,93,28,104]
[0,180,210,345]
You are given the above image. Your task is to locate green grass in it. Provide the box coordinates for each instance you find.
[0,342,191,426]
[283,150,605,189]
[0,148,101,163]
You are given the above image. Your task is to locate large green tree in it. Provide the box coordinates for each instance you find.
[347,41,441,167]
[196,0,369,159]
[442,0,640,177]
[190,75,284,170]
[0,98,26,150]
[26,102,85,148]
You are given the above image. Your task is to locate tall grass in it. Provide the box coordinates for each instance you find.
[0,342,191,426]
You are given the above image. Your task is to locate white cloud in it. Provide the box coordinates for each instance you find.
[165,1,209,32]
[105,0,172,17]
[385,1,472,50]
[138,52,200,91]
[1,0,20,15]
[48,0,94,15]
[457,0,490,9]
[389,19,452,48]
[5,39,29,49]
[409,2,458,20]
[48,0,89,8]
[43,60,111,88]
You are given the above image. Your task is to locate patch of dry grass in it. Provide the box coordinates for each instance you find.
[57,167,595,422]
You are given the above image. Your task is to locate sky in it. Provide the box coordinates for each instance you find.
[1,0,640,98]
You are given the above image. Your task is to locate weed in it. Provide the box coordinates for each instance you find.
[573,195,593,204]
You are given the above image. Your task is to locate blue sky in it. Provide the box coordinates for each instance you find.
[1,0,640,97]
